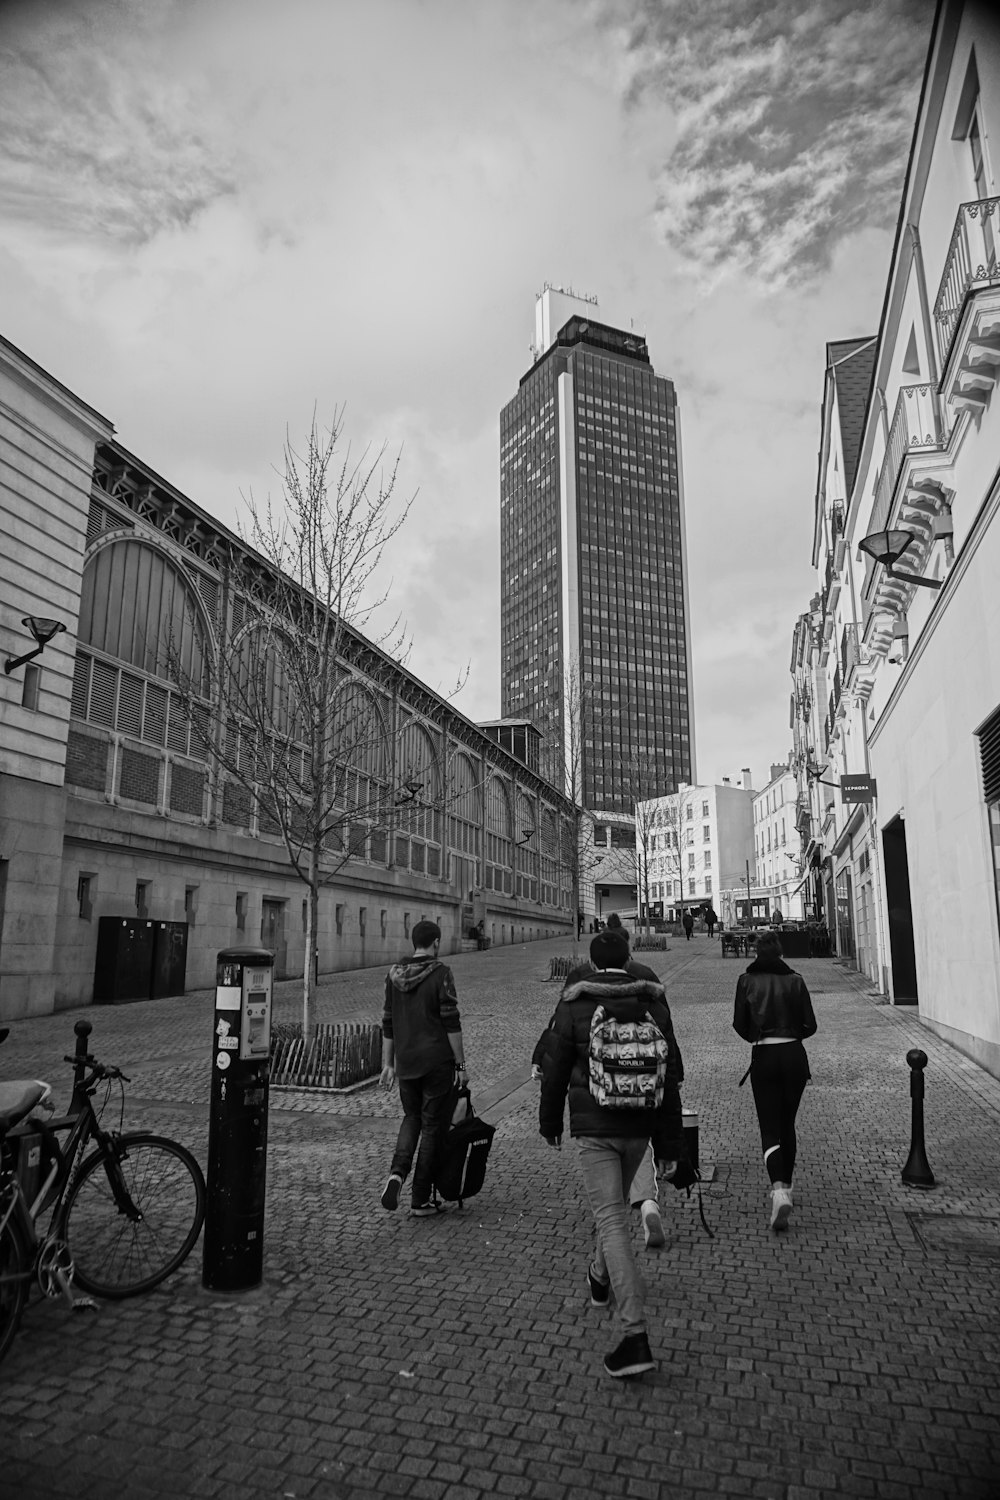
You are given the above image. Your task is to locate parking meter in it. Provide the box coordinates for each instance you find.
[203,947,273,1291]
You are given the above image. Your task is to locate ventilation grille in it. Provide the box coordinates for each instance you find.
[979,704,1000,804]
[170,764,205,817]
[120,748,160,805]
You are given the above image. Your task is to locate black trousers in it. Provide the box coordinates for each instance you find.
[749,1041,810,1185]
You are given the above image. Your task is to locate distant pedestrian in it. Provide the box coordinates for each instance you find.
[682,909,694,941]
[379,921,468,1217]
[606,913,624,933]
[732,930,817,1231]
[704,906,718,939]
[540,931,685,1378]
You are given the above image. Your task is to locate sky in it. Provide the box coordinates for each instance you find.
[0,0,934,791]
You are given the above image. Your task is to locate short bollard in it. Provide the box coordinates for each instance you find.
[901,1048,936,1189]
[203,947,273,1291]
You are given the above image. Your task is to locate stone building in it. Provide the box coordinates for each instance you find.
[0,335,574,1020]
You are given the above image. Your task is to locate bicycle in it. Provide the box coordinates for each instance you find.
[0,1018,207,1365]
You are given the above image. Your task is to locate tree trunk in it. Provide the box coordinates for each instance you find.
[302,848,320,1041]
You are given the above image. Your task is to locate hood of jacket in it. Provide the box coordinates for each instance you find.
[387,956,443,991]
[561,973,666,1009]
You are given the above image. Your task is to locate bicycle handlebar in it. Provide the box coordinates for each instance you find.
[62,1054,130,1085]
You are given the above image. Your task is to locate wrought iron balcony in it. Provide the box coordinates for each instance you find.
[934,196,1000,377]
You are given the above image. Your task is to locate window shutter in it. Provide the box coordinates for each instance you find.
[978,704,1000,804]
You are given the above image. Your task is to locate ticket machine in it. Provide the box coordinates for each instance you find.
[203,947,273,1291]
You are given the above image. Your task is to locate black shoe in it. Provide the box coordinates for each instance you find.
[588,1262,611,1307]
[380,1174,402,1211]
[604,1332,655,1378]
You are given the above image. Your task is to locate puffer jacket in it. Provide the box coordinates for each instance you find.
[539,969,684,1159]
[732,957,817,1044]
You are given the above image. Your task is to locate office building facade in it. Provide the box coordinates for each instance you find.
[500,289,694,819]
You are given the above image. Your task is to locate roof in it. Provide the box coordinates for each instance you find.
[827,337,877,500]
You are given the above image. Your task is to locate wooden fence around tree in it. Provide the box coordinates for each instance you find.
[270,1021,381,1090]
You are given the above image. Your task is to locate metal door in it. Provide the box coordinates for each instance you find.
[260,899,287,979]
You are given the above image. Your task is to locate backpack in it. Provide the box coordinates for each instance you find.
[433,1086,496,1207]
[588,1004,670,1110]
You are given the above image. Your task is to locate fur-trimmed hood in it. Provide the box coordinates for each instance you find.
[560,972,667,1008]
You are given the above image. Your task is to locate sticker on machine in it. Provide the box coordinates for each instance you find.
[215,986,241,1011]
[217,1036,238,1050]
[216,1052,232,1070]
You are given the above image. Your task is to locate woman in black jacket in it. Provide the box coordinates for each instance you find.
[733,930,817,1231]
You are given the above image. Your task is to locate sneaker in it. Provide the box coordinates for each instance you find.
[641,1200,665,1250]
[770,1185,793,1231]
[380,1174,402,1211]
[588,1262,611,1307]
[411,1201,448,1217]
[604,1331,655,1378]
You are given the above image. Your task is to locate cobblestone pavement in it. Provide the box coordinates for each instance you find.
[2,937,999,1499]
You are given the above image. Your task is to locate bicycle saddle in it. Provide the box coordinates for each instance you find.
[0,1080,54,1131]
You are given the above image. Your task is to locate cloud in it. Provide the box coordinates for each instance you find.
[0,0,238,243]
[608,0,932,290]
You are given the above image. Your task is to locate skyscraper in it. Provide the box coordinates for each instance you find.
[500,287,694,817]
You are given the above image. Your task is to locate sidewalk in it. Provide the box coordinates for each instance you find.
[2,937,999,1499]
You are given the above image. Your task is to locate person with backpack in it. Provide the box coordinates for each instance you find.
[540,927,680,1252]
[539,930,685,1378]
[682,908,694,941]
[379,920,468,1218]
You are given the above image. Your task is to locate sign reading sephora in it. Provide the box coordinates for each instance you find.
[841,774,877,804]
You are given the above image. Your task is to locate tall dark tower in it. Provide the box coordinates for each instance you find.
[500,287,694,816]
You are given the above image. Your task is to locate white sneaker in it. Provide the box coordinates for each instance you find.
[770,1186,793,1231]
[641,1200,665,1249]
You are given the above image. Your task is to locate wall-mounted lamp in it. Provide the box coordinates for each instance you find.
[805,761,839,790]
[517,827,536,846]
[857,529,942,590]
[394,779,424,805]
[4,616,67,675]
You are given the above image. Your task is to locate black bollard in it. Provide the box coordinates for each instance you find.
[901,1048,936,1189]
[71,1020,93,1115]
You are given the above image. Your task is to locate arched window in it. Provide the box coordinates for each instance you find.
[485,775,513,895]
[515,790,538,902]
[70,542,213,817]
[540,807,564,909]
[394,718,442,878]
[448,751,482,896]
[325,678,391,862]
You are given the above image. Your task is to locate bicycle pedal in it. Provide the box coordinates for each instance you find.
[71,1296,98,1313]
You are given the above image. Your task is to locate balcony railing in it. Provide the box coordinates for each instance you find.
[934,196,1000,373]
[863,382,945,599]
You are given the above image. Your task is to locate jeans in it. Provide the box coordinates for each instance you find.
[628,1144,659,1208]
[750,1042,810,1184]
[391,1061,455,1206]
[577,1136,650,1334]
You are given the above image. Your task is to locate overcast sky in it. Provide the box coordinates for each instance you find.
[1,0,933,790]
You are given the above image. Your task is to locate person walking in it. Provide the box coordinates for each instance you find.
[704,905,718,939]
[540,931,684,1378]
[682,909,694,941]
[732,929,817,1231]
[379,921,468,1217]
[537,927,680,1252]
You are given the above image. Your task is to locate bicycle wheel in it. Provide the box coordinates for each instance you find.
[63,1133,206,1299]
[0,1214,30,1365]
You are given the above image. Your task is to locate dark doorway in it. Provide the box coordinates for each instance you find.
[261,899,288,979]
[882,816,918,1004]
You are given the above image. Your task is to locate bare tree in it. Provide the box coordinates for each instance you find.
[645,785,696,926]
[174,412,415,1038]
[622,753,667,937]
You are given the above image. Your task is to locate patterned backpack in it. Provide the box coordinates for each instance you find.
[588,1005,670,1109]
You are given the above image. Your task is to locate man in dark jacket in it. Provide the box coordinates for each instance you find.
[540,931,684,1378]
[380,921,467,1217]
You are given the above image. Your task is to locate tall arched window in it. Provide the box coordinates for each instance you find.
[395,718,442,877]
[515,790,538,902]
[69,540,213,817]
[328,678,391,862]
[448,751,482,894]
[540,807,563,908]
[485,775,513,895]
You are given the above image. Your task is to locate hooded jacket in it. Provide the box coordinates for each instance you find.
[539,969,684,1158]
[732,956,817,1044]
[382,956,461,1080]
[532,957,685,1084]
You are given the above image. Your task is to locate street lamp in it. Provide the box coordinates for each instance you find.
[857,529,942,590]
[4,616,67,675]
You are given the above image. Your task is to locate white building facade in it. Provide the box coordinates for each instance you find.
[752,762,809,923]
[636,776,754,923]
[790,0,1000,1078]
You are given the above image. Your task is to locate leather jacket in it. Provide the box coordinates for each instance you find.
[733,958,817,1044]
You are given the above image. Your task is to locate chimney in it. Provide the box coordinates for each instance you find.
[741,768,753,791]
